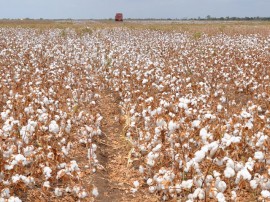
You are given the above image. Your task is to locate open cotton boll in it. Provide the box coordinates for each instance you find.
[217,104,223,112]
[200,128,209,141]
[133,181,140,188]
[193,188,205,200]
[168,120,179,133]
[92,187,99,197]
[261,190,270,198]
[49,120,59,134]
[147,178,153,186]
[43,181,50,188]
[43,166,52,180]
[54,188,63,197]
[192,120,200,128]
[181,179,193,189]
[250,179,258,189]
[224,167,235,178]
[254,151,264,160]
[152,144,162,152]
[216,181,227,193]
[241,111,251,118]
[194,150,206,163]
[7,196,22,202]
[1,188,10,198]
[235,167,252,184]
[216,192,226,202]
[149,186,156,193]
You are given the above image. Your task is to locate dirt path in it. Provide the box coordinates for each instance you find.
[92,89,158,202]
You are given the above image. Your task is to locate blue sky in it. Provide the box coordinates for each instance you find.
[0,0,269,19]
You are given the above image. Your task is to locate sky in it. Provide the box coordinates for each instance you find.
[0,0,269,19]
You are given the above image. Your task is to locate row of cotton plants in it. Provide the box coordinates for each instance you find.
[96,28,270,201]
[0,28,104,201]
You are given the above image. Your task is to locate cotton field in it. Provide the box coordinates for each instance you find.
[0,22,270,201]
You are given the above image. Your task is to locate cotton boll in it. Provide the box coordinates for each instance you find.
[224,167,235,178]
[231,191,237,200]
[78,191,88,198]
[152,144,162,152]
[92,187,99,197]
[181,179,193,190]
[261,190,270,198]
[254,151,264,160]
[250,180,258,189]
[147,178,153,186]
[43,181,50,188]
[175,183,181,193]
[217,105,223,112]
[194,150,206,163]
[1,188,10,198]
[54,188,63,197]
[139,165,144,173]
[200,128,209,142]
[216,192,226,202]
[149,186,156,193]
[49,120,59,134]
[43,166,52,180]
[133,181,140,188]
[7,196,22,202]
[241,111,251,118]
[216,181,227,193]
[192,120,201,128]
[193,188,205,200]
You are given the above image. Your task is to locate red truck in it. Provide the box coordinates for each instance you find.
[115,13,123,21]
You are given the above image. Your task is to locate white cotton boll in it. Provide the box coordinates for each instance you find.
[217,104,223,112]
[216,192,226,202]
[1,188,10,198]
[43,166,52,179]
[1,110,10,121]
[54,188,63,197]
[78,191,88,198]
[181,179,193,190]
[254,151,264,160]
[194,150,206,163]
[224,167,235,178]
[142,79,148,84]
[147,178,153,186]
[49,120,59,134]
[261,190,270,198]
[231,191,237,200]
[152,144,162,152]
[193,188,205,200]
[133,181,140,188]
[192,120,201,128]
[139,165,144,173]
[199,128,209,141]
[175,183,181,193]
[213,170,221,178]
[149,186,156,193]
[168,121,179,133]
[241,111,251,118]
[43,181,50,188]
[92,187,99,197]
[65,124,71,133]
[66,187,72,193]
[7,196,22,202]
[216,181,227,193]
[235,168,251,184]
[225,158,235,169]
[250,180,258,189]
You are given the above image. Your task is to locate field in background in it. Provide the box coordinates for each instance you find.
[0,20,270,201]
